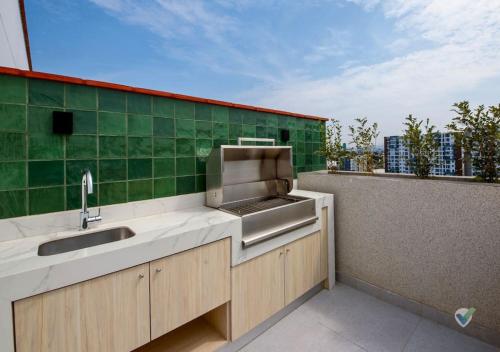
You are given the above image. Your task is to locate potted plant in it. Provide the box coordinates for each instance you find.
[318,118,349,173]
[448,101,500,183]
[402,115,439,178]
[348,117,379,172]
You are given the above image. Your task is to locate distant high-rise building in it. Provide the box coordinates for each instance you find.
[383,133,463,176]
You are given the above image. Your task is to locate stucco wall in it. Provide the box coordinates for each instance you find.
[299,172,500,334]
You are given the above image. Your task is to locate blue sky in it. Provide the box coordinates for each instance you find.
[26,0,500,139]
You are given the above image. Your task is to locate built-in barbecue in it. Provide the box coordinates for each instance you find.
[206,138,318,248]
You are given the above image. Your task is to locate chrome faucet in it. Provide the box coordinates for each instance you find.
[80,169,101,230]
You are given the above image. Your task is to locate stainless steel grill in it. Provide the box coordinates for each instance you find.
[221,196,300,216]
[206,138,317,248]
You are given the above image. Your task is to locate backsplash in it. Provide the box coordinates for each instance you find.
[0,73,325,219]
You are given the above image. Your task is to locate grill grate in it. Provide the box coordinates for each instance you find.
[222,197,297,216]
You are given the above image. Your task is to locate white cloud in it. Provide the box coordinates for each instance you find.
[243,0,500,138]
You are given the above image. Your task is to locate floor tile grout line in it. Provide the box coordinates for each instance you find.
[316,320,370,352]
[401,316,423,352]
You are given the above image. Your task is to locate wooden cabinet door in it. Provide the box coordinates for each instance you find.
[14,264,150,352]
[231,246,285,340]
[284,232,321,305]
[150,238,230,339]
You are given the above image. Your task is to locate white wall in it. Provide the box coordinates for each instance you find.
[0,0,29,70]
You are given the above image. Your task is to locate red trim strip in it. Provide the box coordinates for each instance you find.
[18,0,32,71]
[0,66,328,121]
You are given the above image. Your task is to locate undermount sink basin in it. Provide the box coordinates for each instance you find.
[37,227,135,256]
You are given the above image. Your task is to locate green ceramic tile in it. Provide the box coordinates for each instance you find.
[0,104,26,132]
[228,124,242,140]
[65,84,96,110]
[176,157,194,176]
[195,157,206,175]
[256,126,267,138]
[242,124,256,138]
[213,106,229,123]
[28,134,64,160]
[196,174,206,192]
[297,129,305,140]
[153,117,174,137]
[241,110,257,125]
[99,136,126,158]
[175,100,194,120]
[278,116,288,129]
[154,158,175,178]
[66,135,97,159]
[128,158,152,179]
[128,137,152,157]
[196,139,212,157]
[0,190,26,218]
[70,110,97,135]
[29,186,65,214]
[153,137,175,157]
[128,179,152,202]
[195,120,212,139]
[66,160,97,185]
[175,119,195,138]
[0,162,25,190]
[98,89,126,112]
[213,139,228,148]
[152,97,175,117]
[28,106,62,134]
[0,132,26,161]
[295,118,305,129]
[0,75,26,104]
[66,184,97,210]
[99,159,127,182]
[296,154,305,166]
[154,177,175,198]
[128,114,152,136]
[176,176,195,195]
[195,103,212,121]
[267,114,278,128]
[267,128,278,140]
[29,79,64,107]
[305,143,313,154]
[255,114,268,127]
[28,161,64,187]
[176,138,195,157]
[99,112,126,135]
[99,181,126,205]
[127,94,151,114]
[213,123,228,139]
[229,108,243,124]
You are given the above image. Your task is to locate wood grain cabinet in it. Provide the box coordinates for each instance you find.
[14,264,150,352]
[150,238,231,339]
[231,230,323,340]
[284,231,321,305]
[231,246,285,340]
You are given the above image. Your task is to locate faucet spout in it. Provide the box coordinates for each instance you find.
[80,169,101,230]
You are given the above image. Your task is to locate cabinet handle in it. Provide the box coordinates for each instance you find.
[286,248,290,253]
[155,268,162,273]
[279,251,284,256]
[138,273,144,279]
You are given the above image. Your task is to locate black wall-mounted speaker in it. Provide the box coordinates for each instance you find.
[52,111,73,135]
[280,129,290,142]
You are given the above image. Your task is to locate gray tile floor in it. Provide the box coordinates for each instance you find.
[240,284,499,352]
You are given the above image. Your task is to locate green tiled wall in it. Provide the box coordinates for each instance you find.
[0,74,325,219]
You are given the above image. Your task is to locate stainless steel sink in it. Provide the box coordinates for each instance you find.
[38,227,135,256]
